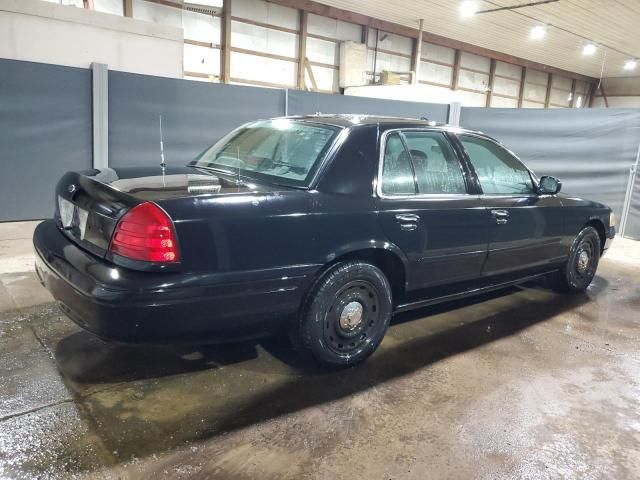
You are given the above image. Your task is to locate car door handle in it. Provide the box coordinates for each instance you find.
[491,209,509,225]
[394,213,420,231]
[395,213,420,223]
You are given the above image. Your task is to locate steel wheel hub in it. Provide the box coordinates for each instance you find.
[577,250,590,273]
[339,301,364,331]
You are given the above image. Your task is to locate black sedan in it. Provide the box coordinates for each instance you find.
[34,115,616,367]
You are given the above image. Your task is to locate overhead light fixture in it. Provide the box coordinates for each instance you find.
[530,25,547,40]
[582,44,597,56]
[624,59,637,71]
[459,0,478,17]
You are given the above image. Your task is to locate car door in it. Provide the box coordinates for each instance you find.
[455,133,565,276]
[374,129,489,291]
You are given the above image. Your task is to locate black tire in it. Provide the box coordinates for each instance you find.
[290,261,393,368]
[550,226,601,293]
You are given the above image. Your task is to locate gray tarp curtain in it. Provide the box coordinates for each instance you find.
[460,107,640,233]
[0,59,92,222]
[107,75,449,169]
[2,57,640,232]
[108,71,286,169]
[287,90,449,122]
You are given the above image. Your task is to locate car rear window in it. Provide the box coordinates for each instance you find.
[192,119,341,187]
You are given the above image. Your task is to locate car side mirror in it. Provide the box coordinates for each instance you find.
[538,175,562,195]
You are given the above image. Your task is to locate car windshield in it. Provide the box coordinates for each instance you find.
[191,119,341,187]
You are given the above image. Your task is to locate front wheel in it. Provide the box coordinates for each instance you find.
[550,226,601,293]
[290,261,393,368]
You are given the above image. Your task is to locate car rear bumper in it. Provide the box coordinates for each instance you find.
[34,220,317,343]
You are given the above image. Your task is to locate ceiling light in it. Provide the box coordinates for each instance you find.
[582,44,597,56]
[530,25,547,40]
[459,0,478,17]
[624,59,637,71]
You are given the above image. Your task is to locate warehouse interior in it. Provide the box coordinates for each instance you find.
[1,0,640,478]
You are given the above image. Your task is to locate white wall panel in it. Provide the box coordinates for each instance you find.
[575,80,589,95]
[495,61,521,79]
[230,51,295,86]
[306,36,339,65]
[526,69,548,86]
[367,28,412,55]
[307,13,360,41]
[232,21,297,58]
[422,42,455,65]
[368,50,410,73]
[552,75,572,90]
[458,69,489,92]
[306,65,339,92]
[1,0,183,77]
[550,88,571,106]
[524,82,546,102]
[183,10,221,43]
[94,0,123,16]
[456,89,487,107]
[522,100,545,108]
[493,76,520,97]
[419,62,452,86]
[132,0,181,29]
[184,44,220,76]
[490,96,518,108]
[232,0,297,30]
[593,96,640,107]
[190,0,223,6]
[460,52,490,72]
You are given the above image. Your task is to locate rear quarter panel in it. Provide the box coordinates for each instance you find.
[157,191,319,274]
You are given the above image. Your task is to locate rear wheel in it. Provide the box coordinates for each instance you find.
[290,261,392,368]
[550,226,601,293]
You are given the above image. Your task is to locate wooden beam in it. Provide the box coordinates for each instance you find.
[305,58,318,92]
[569,79,577,108]
[362,25,369,46]
[123,0,133,17]
[485,59,496,107]
[588,82,596,108]
[451,50,461,90]
[231,47,295,63]
[412,19,423,84]
[231,16,298,35]
[600,84,609,108]
[185,38,221,49]
[544,73,553,108]
[297,10,308,90]
[265,0,596,83]
[517,66,527,108]
[221,0,232,84]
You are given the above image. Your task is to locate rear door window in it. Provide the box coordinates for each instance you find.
[402,131,467,194]
[380,132,417,195]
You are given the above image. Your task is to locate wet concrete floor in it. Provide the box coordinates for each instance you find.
[1,221,639,479]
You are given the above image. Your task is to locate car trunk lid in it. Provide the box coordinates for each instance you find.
[54,165,284,258]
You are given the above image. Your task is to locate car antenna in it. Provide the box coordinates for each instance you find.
[236,146,241,186]
[159,115,167,186]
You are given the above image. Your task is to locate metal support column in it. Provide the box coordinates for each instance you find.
[91,62,108,169]
[620,142,640,237]
[447,102,461,126]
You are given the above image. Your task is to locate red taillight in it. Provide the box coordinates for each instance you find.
[110,202,180,263]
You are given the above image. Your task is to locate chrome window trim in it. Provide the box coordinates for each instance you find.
[376,127,472,200]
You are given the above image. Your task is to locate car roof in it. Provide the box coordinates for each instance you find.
[279,114,490,138]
